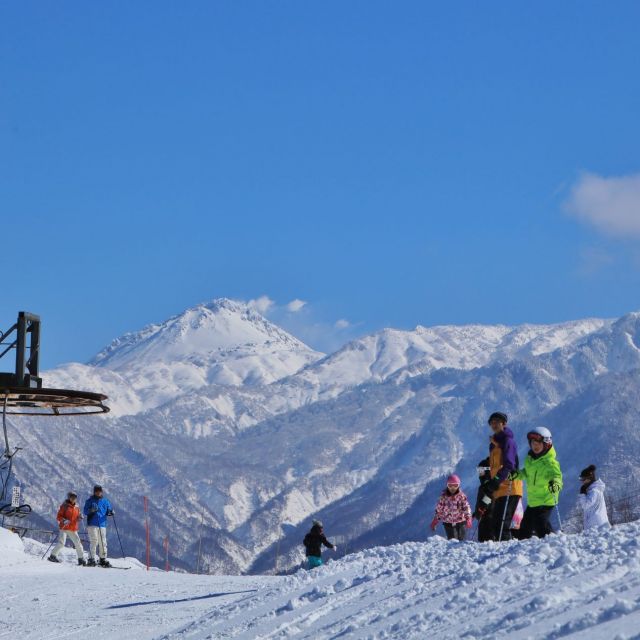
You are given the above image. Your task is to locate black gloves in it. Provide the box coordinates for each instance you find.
[474,505,488,519]
[475,491,493,518]
[482,477,501,495]
[548,480,561,494]
[107,509,114,517]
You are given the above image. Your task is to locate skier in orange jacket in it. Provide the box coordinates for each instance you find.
[48,491,86,565]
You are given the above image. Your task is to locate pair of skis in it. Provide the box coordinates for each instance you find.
[47,558,131,570]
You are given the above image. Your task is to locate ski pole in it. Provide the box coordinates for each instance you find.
[498,481,513,542]
[554,492,563,532]
[111,513,126,558]
[80,515,89,550]
[41,530,58,560]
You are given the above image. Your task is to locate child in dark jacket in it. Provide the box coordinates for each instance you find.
[431,475,473,541]
[303,520,336,569]
[473,458,494,542]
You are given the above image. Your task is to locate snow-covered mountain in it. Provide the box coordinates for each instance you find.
[91,298,319,376]
[49,299,323,414]
[7,300,640,575]
[269,317,610,407]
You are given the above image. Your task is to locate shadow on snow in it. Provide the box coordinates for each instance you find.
[107,589,258,609]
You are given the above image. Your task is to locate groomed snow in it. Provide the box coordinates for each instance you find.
[0,528,273,640]
[4,523,640,638]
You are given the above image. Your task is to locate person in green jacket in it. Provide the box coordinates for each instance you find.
[510,426,562,539]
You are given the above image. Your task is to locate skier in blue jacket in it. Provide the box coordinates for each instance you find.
[83,485,113,567]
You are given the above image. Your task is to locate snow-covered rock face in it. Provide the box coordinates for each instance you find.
[10,303,640,575]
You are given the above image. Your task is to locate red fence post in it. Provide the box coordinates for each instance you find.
[164,536,169,572]
[144,496,150,571]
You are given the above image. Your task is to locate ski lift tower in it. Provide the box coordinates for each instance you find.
[0,311,108,525]
[0,311,109,416]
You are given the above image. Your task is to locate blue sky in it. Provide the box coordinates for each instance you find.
[2,2,640,368]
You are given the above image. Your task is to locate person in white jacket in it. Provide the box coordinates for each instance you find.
[578,465,610,530]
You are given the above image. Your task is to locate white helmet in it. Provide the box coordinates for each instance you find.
[527,426,552,444]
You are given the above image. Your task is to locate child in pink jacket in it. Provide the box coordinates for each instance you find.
[431,474,473,541]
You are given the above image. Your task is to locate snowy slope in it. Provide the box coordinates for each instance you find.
[165,525,640,639]
[0,528,273,640]
[5,521,640,639]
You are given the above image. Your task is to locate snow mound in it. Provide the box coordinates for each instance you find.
[163,523,640,639]
[0,526,27,569]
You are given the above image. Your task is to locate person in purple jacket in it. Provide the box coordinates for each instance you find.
[480,412,524,541]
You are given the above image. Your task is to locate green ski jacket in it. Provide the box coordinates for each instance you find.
[512,446,563,507]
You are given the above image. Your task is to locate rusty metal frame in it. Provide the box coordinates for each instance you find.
[1,387,109,416]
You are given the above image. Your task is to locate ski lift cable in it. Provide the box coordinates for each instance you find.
[0,391,31,520]
[2,392,10,458]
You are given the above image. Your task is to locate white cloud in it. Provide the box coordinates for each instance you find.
[565,172,640,237]
[247,295,274,314]
[241,295,362,353]
[286,299,307,313]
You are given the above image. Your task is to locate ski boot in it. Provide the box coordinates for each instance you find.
[78,558,87,566]
[99,558,112,568]
[47,555,61,563]
[86,557,97,567]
